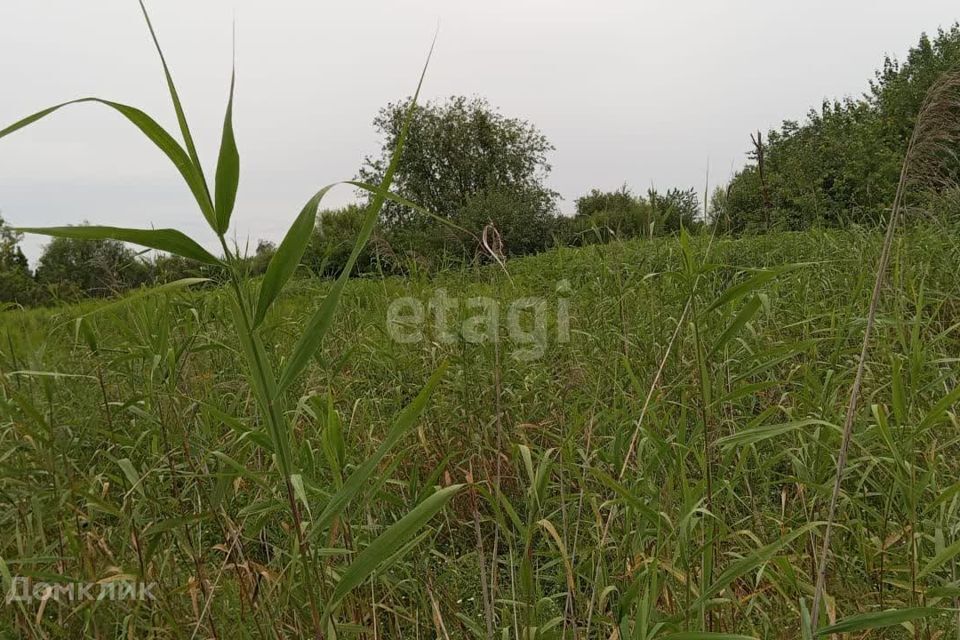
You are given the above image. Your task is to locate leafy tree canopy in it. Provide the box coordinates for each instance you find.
[359,95,558,226]
[726,24,960,231]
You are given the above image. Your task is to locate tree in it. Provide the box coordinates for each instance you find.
[249,240,276,276]
[306,205,379,277]
[647,187,700,234]
[725,24,960,231]
[563,185,699,246]
[458,187,557,257]
[359,96,558,227]
[575,185,637,218]
[0,212,41,305]
[567,186,651,244]
[0,212,28,272]
[35,234,150,299]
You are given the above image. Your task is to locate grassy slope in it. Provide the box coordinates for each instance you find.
[1,225,959,638]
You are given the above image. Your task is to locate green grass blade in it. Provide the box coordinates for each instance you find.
[311,363,448,537]
[325,484,462,615]
[709,295,762,357]
[214,68,239,235]
[253,185,336,327]
[276,42,434,394]
[348,179,512,277]
[691,523,822,611]
[138,0,213,223]
[918,384,960,430]
[16,226,221,264]
[0,98,216,228]
[346,180,476,238]
[705,270,777,313]
[918,536,960,579]
[717,419,839,450]
[78,278,209,320]
[228,297,294,476]
[815,608,943,636]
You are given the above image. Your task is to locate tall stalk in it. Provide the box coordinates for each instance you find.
[0,4,461,637]
[810,68,960,630]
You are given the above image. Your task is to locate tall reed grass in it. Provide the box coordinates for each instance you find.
[1,6,959,640]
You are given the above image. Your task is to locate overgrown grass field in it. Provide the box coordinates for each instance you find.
[2,225,959,638]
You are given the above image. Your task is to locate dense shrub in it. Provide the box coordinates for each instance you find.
[564,186,700,246]
[35,235,151,298]
[726,24,960,230]
[306,205,378,277]
[457,187,558,257]
[0,213,40,305]
[574,185,638,218]
[0,269,43,307]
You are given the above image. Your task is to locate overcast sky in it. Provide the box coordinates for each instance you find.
[1,1,957,263]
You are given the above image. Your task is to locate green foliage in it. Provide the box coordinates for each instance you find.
[563,185,700,245]
[648,186,700,233]
[34,234,151,299]
[0,6,459,637]
[0,213,39,306]
[359,95,558,226]
[457,186,558,257]
[0,213,28,273]
[575,184,637,218]
[727,24,960,230]
[3,225,959,637]
[0,269,42,307]
[306,205,378,277]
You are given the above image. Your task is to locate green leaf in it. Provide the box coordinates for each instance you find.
[254,185,336,327]
[138,0,215,228]
[227,297,294,477]
[717,419,840,450]
[325,484,462,615]
[214,67,239,235]
[74,317,98,354]
[919,537,960,579]
[815,608,943,636]
[537,518,575,591]
[16,226,221,265]
[211,451,270,490]
[346,180,476,238]
[277,44,434,394]
[78,278,209,320]
[116,458,143,496]
[691,523,822,610]
[709,295,762,357]
[311,363,448,537]
[0,98,215,228]
[919,385,960,430]
[290,473,311,518]
[706,269,779,313]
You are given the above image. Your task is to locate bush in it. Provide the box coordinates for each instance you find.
[647,187,700,234]
[0,268,44,307]
[457,187,558,258]
[35,235,151,298]
[725,25,960,230]
[306,205,378,277]
[575,185,636,218]
[564,186,700,246]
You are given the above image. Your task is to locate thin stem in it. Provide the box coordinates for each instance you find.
[809,139,913,629]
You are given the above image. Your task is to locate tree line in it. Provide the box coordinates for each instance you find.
[2,24,958,307]
[717,24,960,231]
